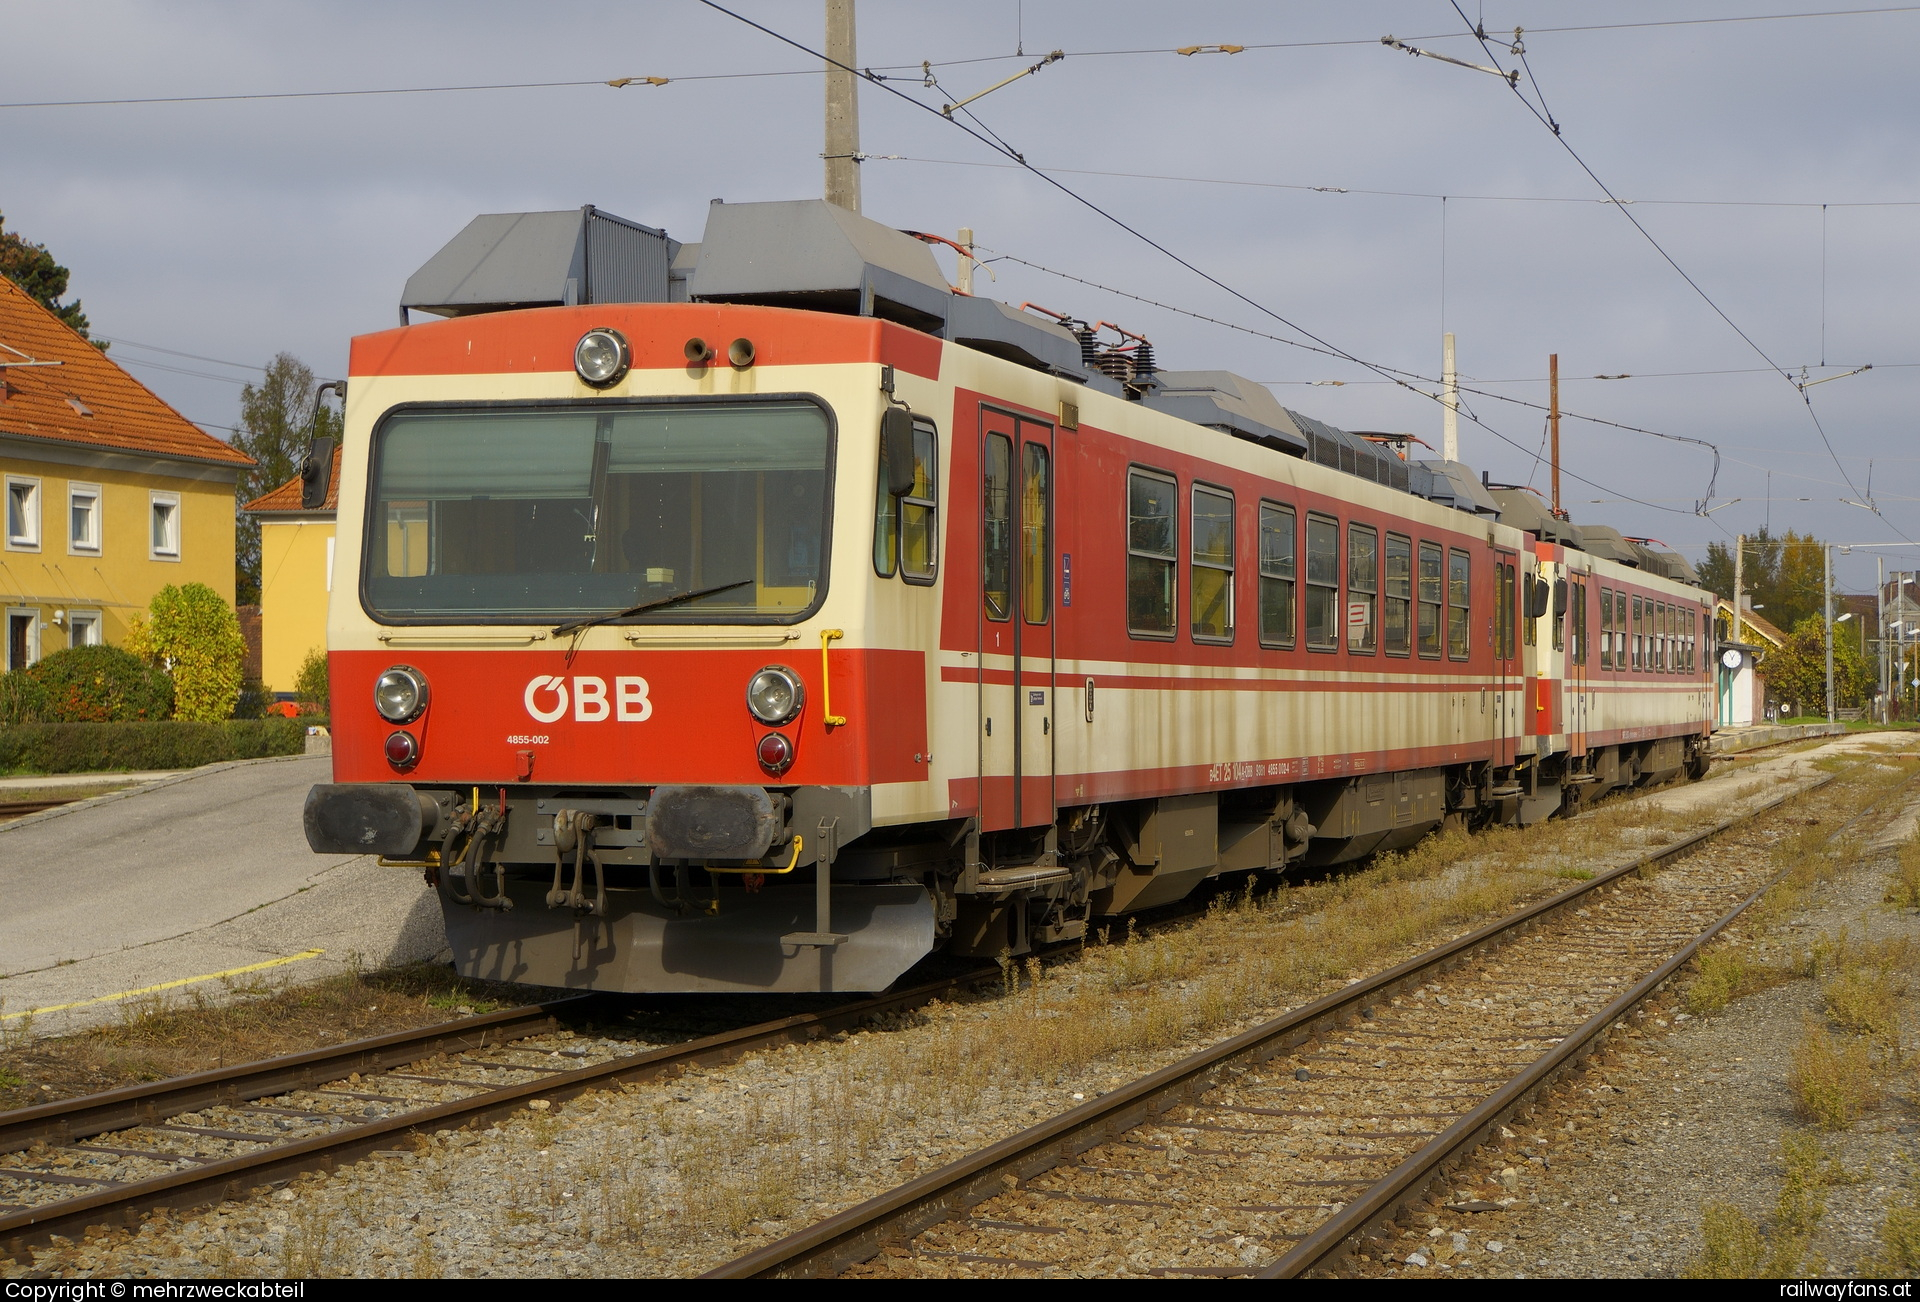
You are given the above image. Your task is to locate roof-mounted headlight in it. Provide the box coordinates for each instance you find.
[575,327,630,388]
[746,666,804,726]
[374,665,429,723]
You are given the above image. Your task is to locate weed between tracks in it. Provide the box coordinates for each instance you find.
[430,770,1851,1265]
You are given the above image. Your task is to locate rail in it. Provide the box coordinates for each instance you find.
[703,771,1850,1279]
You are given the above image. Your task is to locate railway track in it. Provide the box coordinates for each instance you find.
[704,769,1887,1280]
[0,973,1003,1261]
[0,751,1861,1271]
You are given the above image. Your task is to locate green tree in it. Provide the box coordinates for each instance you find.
[124,583,247,722]
[0,211,103,346]
[231,353,341,605]
[1760,614,1873,716]
[1697,528,1828,632]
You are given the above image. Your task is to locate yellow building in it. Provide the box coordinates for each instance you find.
[244,448,337,694]
[0,276,251,668]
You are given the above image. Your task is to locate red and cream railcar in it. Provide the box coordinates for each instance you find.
[303,200,1714,992]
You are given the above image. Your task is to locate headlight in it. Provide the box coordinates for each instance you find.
[574,327,630,387]
[746,666,804,725]
[374,665,429,723]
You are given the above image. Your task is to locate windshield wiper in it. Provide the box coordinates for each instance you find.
[552,578,754,638]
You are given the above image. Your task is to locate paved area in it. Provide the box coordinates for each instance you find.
[0,770,184,792]
[0,756,445,1039]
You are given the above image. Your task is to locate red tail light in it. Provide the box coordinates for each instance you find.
[385,730,420,769]
[756,731,794,775]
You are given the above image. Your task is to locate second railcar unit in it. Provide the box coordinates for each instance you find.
[304,199,1715,992]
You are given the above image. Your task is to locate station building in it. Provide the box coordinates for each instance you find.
[0,276,252,668]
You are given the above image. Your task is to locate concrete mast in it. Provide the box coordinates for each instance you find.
[824,0,861,213]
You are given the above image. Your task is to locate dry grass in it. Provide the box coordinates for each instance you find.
[1685,1201,1768,1278]
[1686,946,1791,1016]
[1886,827,1920,909]
[1867,1157,1920,1275]
[1788,1018,1882,1129]
[1685,1132,1838,1277]
[0,961,524,1111]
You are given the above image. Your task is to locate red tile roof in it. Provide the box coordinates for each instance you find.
[245,445,339,513]
[0,275,254,467]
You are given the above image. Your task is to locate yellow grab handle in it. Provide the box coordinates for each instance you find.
[820,629,847,726]
[703,834,804,875]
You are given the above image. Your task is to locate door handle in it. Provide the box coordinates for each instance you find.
[985,717,992,736]
[1042,717,1049,735]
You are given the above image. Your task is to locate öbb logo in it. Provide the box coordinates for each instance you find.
[523,675,652,723]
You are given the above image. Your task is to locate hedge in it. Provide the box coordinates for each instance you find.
[0,718,311,774]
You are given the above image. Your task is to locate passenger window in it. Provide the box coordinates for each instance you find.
[1127,469,1176,637]
[1447,549,1470,660]
[1190,485,1234,643]
[1258,502,1296,648]
[1022,442,1050,623]
[1496,562,1515,660]
[1522,571,1538,648]
[1631,594,1642,670]
[983,433,1012,621]
[1417,541,1442,657]
[874,419,939,581]
[1347,524,1378,653]
[1305,514,1339,651]
[1384,533,1411,656]
[901,421,939,582]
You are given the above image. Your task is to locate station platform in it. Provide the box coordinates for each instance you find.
[1710,722,1849,755]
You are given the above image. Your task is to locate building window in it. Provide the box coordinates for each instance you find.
[1417,541,1443,658]
[1258,502,1296,648]
[150,491,181,560]
[1127,468,1176,638]
[68,610,101,648]
[1447,549,1471,660]
[1305,514,1339,651]
[873,418,939,583]
[1190,485,1234,643]
[68,483,101,554]
[6,476,40,551]
[1383,533,1411,656]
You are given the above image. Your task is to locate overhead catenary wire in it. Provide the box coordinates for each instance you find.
[695,1,1707,522]
[1440,2,1909,546]
[869,153,1920,210]
[8,6,1918,111]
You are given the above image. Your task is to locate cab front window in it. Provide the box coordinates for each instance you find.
[364,398,833,623]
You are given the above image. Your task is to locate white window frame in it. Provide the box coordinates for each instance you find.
[149,490,181,560]
[6,475,42,552]
[67,608,102,648]
[67,481,101,555]
[6,607,40,669]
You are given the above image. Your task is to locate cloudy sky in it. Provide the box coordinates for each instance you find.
[5,1,1917,588]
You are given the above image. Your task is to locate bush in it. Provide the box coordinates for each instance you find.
[125,583,246,722]
[0,670,50,726]
[0,719,307,774]
[294,646,329,711]
[233,679,271,720]
[24,644,172,722]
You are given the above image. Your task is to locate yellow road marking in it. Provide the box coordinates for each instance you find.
[1,949,327,1020]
